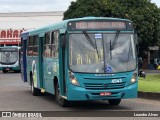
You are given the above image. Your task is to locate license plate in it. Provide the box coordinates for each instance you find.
[6,68,9,70]
[100,92,111,96]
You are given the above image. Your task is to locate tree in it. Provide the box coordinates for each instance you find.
[64,0,160,55]
[64,0,108,19]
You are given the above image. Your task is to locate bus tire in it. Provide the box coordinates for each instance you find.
[2,70,7,73]
[108,99,121,105]
[31,76,39,96]
[55,83,68,107]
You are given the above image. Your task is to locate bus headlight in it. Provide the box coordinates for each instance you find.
[131,78,136,83]
[130,71,137,84]
[69,71,80,86]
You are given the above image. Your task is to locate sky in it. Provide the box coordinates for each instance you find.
[0,0,76,12]
[152,0,160,7]
[0,0,159,13]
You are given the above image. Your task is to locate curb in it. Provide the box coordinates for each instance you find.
[138,91,160,100]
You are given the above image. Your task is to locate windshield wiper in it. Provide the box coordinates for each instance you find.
[83,31,100,60]
[83,31,96,49]
[109,30,120,60]
[110,30,120,50]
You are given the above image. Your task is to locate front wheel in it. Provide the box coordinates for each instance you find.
[2,70,7,73]
[55,83,68,107]
[108,99,121,105]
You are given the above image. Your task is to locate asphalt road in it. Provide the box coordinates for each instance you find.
[0,71,160,119]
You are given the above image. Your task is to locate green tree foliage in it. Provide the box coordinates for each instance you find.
[64,0,108,19]
[64,0,160,53]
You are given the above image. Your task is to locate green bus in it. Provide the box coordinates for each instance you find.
[0,46,21,73]
[21,17,138,107]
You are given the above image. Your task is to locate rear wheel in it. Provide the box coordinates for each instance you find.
[31,76,39,96]
[108,99,121,105]
[55,82,68,107]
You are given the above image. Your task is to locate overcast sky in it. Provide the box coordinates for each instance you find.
[0,0,76,12]
[152,0,160,7]
[0,0,159,13]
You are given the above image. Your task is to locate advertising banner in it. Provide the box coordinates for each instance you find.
[0,29,25,44]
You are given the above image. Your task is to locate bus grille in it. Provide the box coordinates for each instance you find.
[0,62,16,65]
[84,82,126,90]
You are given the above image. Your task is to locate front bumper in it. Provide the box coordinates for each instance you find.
[0,66,20,71]
[67,82,138,101]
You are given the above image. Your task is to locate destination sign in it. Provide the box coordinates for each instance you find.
[0,48,17,52]
[68,20,133,31]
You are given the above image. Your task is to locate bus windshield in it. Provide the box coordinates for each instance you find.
[69,33,136,73]
[0,48,18,64]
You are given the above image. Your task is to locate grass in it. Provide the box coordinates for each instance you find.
[138,74,160,93]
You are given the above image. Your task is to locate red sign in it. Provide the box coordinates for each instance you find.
[0,29,25,44]
[0,38,21,44]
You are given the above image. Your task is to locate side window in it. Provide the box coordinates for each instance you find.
[51,31,59,58]
[32,35,38,56]
[27,36,33,56]
[44,32,51,57]
[28,36,33,46]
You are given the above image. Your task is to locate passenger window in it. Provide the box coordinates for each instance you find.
[51,31,59,58]
[44,32,51,57]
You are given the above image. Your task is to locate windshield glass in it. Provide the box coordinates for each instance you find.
[69,33,136,73]
[0,49,18,64]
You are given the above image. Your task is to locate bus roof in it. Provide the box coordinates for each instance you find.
[21,17,132,37]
